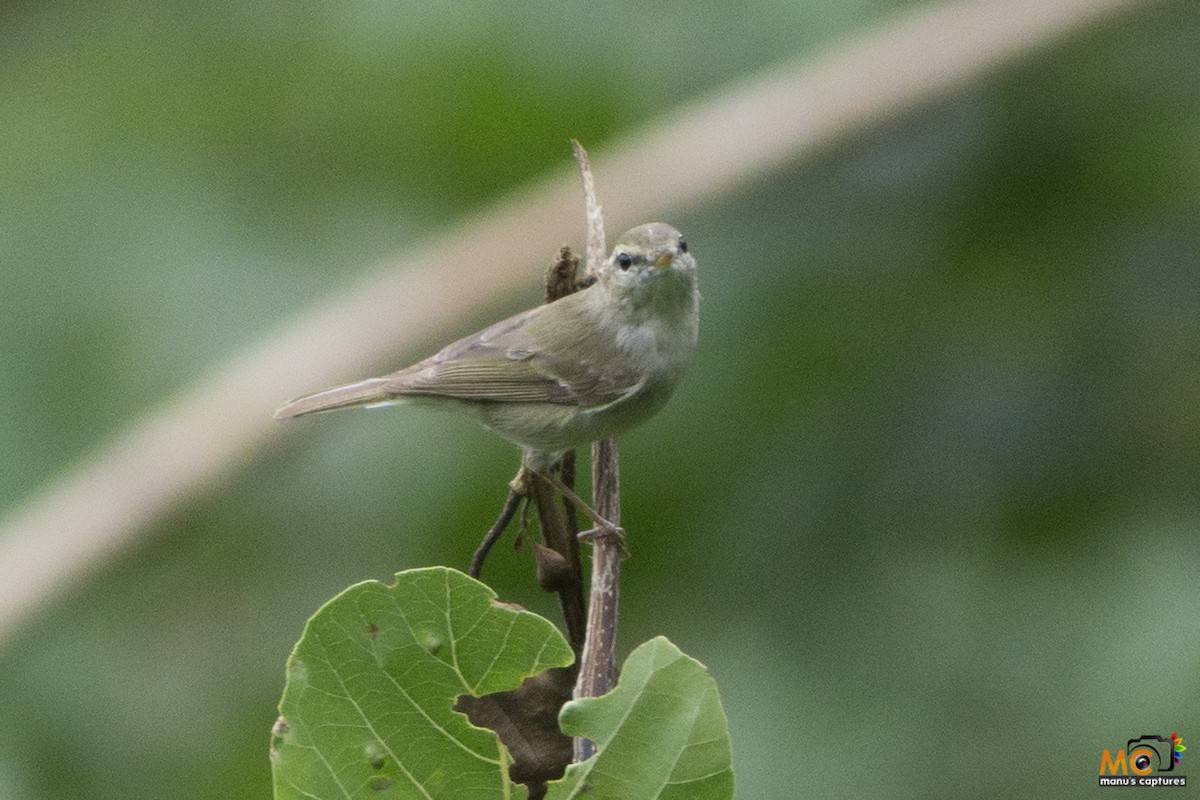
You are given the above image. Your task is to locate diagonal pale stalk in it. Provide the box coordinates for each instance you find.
[0,0,1145,644]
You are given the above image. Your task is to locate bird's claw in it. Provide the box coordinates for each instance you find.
[578,523,629,556]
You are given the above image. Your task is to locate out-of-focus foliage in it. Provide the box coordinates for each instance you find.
[1,1,1197,798]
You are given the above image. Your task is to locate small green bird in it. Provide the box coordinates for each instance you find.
[275,223,699,474]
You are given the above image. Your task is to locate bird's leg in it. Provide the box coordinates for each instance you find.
[468,469,532,579]
[532,468,628,554]
[515,471,534,549]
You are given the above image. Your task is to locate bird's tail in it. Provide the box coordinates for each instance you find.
[274,378,394,420]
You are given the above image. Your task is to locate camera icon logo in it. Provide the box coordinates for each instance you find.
[1128,735,1178,774]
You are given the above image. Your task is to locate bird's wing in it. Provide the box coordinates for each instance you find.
[381,299,642,408]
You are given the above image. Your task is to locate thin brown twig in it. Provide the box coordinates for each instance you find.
[569,142,624,763]
[573,440,622,763]
[468,488,523,579]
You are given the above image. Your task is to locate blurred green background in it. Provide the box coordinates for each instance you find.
[2,1,1198,797]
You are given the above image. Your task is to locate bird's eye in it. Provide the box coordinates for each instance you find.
[678,238,688,254]
[616,252,633,269]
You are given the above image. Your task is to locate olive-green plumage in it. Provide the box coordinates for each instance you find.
[275,223,699,468]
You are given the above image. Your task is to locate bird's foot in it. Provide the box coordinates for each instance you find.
[578,523,629,557]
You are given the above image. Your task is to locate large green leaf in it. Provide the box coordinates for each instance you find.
[271,567,574,799]
[547,637,734,800]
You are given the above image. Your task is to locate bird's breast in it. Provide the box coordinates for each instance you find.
[613,316,697,379]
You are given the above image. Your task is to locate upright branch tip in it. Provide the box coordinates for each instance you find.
[571,139,606,277]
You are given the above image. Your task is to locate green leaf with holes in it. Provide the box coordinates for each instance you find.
[545,637,735,800]
[270,566,574,799]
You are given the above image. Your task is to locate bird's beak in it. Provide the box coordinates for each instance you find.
[654,250,675,268]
